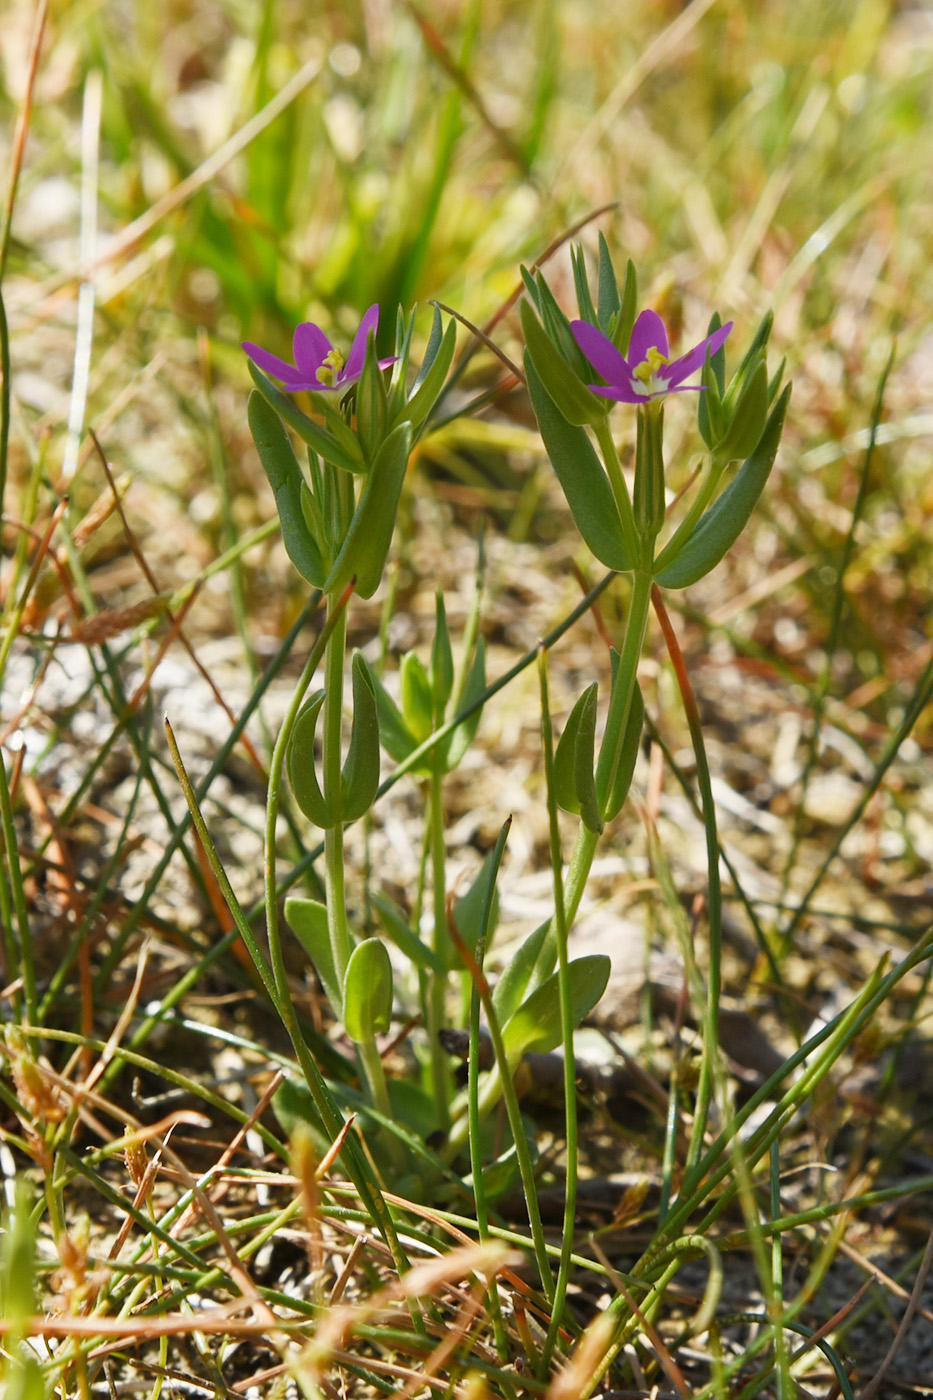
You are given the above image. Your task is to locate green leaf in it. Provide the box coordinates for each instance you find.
[325,421,413,599]
[492,920,552,1024]
[714,358,769,463]
[284,895,343,1017]
[247,393,327,587]
[401,652,434,744]
[554,682,602,833]
[571,243,599,326]
[248,364,366,474]
[611,258,638,353]
[341,652,381,823]
[603,677,644,822]
[366,664,418,764]
[430,593,454,715]
[286,690,337,828]
[344,938,394,1042]
[596,232,620,334]
[520,299,605,428]
[355,327,388,462]
[372,892,445,974]
[448,847,502,970]
[502,954,611,1062]
[654,384,791,589]
[443,637,486,771]
[405,315,457,431]
[525,356,632,571]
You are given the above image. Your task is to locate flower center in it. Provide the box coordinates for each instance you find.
[316,348,345,386]
[631,345,669,398]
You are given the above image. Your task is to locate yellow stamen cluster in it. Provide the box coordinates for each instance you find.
[316,348,345,386]
[633,345,668,386]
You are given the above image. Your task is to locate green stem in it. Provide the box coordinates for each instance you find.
[594,417,639,564]
[428,762,450,1128]
[538,651,578,1373]
[596,566,653,815]
[323,596,352,985]
[651,586,721,1171]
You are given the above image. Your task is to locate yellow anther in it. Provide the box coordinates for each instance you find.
[316,348,345,386]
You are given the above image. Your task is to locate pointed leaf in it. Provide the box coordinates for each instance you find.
[372,892,445,974]
[285,896,343,1017]
[655,384,791,589]
[248,364,366,474]
[611,259,638,353]
[447,847,502,970]
[247,392,327,587]
[604,679,644,822]
[502,954,611,1062]
[365,662,418,764]
[521,300,608,428]
[401,652,434,744]
[443,637,486,771]
[596,232,620,334]
[341,652,381,822]
[571,244,599,326]
[492,920,553,1024]
[287,691,337,828]
[344,938,394,1042]
[554,682,601,832]
[525,356,632,571]
[431,593,454,715]
[325,421,413,599]
[405,316,457,431]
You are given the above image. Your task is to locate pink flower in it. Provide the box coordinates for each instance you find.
[571,310,733,404]
[243,304,396,392]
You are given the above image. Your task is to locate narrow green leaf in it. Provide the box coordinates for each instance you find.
[341,652,381,823]
[405,316,457,430]
[364,661,417,764]
[344,938,394,1042]
[571,244,599,326]
[502,955,611,1062]
[554,682,601,833]
[521,300,607,428]
[373,892,445,974]
[247,392,327,587]
[431,593,454,715]
[325,421,413,599]
[284,896,343,1017]
[604,679,644,822]
[596,232,620,333]
[248,364,366,474]
[443,637,486,771]
[525,356,631,571]
[355,328,388,462]
[448,846,502,969]
[612,258,638,353]
[286,690,337,828]
[401,653,434,744]
[492,920,552,1024]
[655,384,791,589]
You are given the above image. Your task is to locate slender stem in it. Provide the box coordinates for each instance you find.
[428,761,450,1127]
[594,417,640,564]
[596,567,653,814]
[538,651,578,1373]
[322,597,352,985]
[651,585,721,1170]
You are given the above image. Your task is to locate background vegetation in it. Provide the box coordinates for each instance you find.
[2,0,933,1395]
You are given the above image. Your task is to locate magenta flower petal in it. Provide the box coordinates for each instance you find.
[665,321,733,388]
[627,310,669,370]
[293,322,333,380]
[242,341,310,385]
[587,382,646,405]
[570,321,631,385]
[344,303,380,380]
